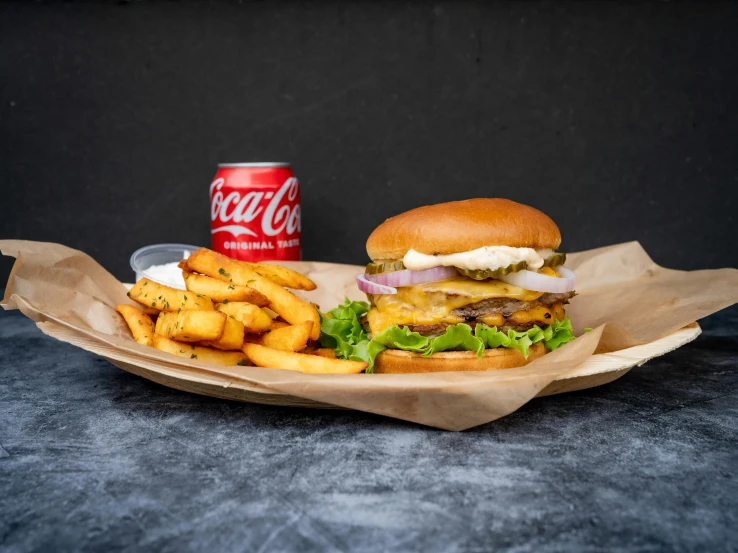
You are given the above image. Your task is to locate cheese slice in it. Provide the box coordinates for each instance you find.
[368,277,544,335]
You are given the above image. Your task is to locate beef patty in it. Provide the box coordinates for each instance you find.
[405,320,538,335]
[405,291,577,336]
[451,291,576,319]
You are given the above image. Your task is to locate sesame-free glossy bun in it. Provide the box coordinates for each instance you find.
[366,198,561,261]
[373,343,547,374]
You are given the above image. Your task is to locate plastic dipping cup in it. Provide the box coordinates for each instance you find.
[129,244,200,290]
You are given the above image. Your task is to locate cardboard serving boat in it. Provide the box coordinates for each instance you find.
[38,317,700,409]
[4,239,734,430]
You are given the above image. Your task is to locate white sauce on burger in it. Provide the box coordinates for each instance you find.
[403,246,553,272]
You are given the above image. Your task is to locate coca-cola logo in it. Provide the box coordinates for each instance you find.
[210,177,301,238]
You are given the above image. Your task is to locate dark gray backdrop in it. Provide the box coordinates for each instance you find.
[1,1,737,283]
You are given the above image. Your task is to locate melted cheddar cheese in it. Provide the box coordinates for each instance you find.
[367,276,551,335]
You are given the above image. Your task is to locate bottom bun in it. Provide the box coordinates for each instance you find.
[373,343,547,374]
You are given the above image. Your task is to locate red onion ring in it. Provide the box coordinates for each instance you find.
[364,266,458,288]
[356,273,397,295]
[497,266,576,293]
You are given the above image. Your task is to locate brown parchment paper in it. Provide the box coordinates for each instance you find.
[2,239,737,431]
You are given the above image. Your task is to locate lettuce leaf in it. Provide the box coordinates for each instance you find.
[318,298,374,363]
[319,297,576,372]
[371,324,428,352]
[541,317,575,351]
[475,325,534,357]
[368,323,484,357]
[425,324,484,357]
[475,317,575,356]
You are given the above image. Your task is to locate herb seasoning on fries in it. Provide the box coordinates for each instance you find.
[117,248,367,374]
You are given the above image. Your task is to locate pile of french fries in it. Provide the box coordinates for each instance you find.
[116,248,368,374]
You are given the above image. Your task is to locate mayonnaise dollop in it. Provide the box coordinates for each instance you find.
[403,246,553,272]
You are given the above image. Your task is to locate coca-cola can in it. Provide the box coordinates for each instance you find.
[209,162,301,262]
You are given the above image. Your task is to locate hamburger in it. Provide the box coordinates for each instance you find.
[353,198,577,373]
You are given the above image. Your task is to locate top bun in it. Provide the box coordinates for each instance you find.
[366,198,561,261]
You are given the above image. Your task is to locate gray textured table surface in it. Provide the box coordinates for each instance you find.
[1,303,737,553]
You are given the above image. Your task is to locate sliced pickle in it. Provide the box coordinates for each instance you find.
[365,253,564,280]
[542,252,566,268]
[457,260,528,280]
[365,260,406,275]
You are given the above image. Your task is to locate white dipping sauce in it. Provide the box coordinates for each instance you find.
[403,246,553,272]
[140,251,191,289]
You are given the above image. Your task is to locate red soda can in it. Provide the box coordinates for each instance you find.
[209,162,301,262]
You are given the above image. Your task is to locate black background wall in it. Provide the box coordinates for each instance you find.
[1,1,737,283]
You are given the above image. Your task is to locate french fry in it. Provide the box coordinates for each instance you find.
[263,307,279,319]
[256,321,313,352]
[241,320,288,344]
[244,262,317,291]
[186,249,320,340]
[215,301,272,334]
[142,307,160,319]
[183,270,269,306]
[116,304,155,346]
[185,248,316,290]
[128,278,214,312]
[121,249,335,369]
[155,310,226,342]
[243,343,367,374]
[153,335,248,366]
[311,348,338,359]
[200,316,245,351]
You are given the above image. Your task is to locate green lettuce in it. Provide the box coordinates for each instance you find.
[541,317,576,351]
[318,298,373,363]
[426,324,484,357]
[369,323,484,357]
[319,298,576,372]
[371,324,427,352]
